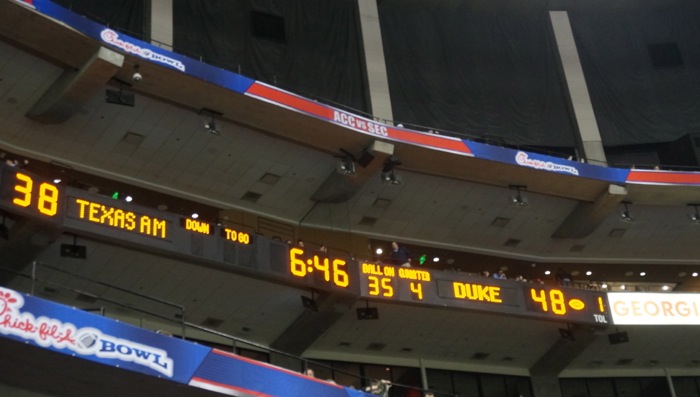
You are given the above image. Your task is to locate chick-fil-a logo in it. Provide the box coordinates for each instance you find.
[515,151,579,176]
[0,288,173,377]
[100,28,186,72]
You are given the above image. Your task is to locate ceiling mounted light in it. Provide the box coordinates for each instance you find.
[336,158,356,175]
[509,185,528,207]
[200,108,223,136]
[381,157,402,185]
[620,201,634,222]
[336,148,357,176]
[689,204,700,224]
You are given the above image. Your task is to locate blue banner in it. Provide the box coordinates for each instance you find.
[0,286,210,383]
[191,350,372,397]
[467,141,630,183]
[29,0,254,94]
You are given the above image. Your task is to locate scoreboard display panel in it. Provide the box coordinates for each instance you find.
[0,166,612,326]
[358,262,611,325]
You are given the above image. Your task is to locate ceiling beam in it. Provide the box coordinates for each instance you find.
[551,184,627,239]
[26,46,124,124]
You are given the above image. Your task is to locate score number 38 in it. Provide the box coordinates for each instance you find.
[11,172,60,216]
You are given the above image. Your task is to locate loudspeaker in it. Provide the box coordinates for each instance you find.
[301,296,318,312]
[559,328,575,341]
[60,244,87,258]
[105,89,134,107]
[608,331,629,345]
[356,307,379,320]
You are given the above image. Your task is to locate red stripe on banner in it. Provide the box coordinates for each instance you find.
[190,377,274,397]
[388,128,473,155]
[247,83,472,156]
[246,83,332,119]
[627,170,700,185]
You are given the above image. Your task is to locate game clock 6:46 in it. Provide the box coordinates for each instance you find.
[0,167,63,224]
[289,247,351,290]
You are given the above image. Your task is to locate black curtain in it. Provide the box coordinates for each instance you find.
[53,0,148,40]
[378,2,576,147]
[173,0,368,115]
[570,3,700,146]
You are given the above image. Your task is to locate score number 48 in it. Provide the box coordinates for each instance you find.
[11,172,59,216]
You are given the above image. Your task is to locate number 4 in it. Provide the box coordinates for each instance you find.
[410,282,423,300]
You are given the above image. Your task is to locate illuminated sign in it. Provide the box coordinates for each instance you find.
[360,263,428,301]
[525,286,609,324]
[181,218,213,235]
[358,267,611,325]
[0,165,612,326]
[608,293,700,325]
[69,197,169,239]
[0,168,63,224]
[289,247,350,289]
[221,227,251,245]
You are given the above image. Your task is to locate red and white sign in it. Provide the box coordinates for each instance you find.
[608,292,700,325]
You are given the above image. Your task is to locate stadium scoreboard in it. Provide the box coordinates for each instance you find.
[0,167,611,326]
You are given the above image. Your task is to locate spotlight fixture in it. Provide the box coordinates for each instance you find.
[508,185,528,207]
[620,201,634,222]
[336,158,356,175]
[200,108,223,136]
[381,158,402,185]
[204,119,220,136]
[335,148,357,176]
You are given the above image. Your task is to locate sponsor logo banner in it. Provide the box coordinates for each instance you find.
[608,292,700,325]
[0,287,210,382]
[29,0,254,93]
[468,141,630,183]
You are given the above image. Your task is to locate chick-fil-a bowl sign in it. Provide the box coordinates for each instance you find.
[0,287,174,377]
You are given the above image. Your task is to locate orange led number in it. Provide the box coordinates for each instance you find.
[289,247,307,277]
[289,248,350,288]
[530,288,567,315]
[550,290,566,315]
[410,282,423,300]
[332,259,349,287]
[12,172,59,216]
[368,276,394,297]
